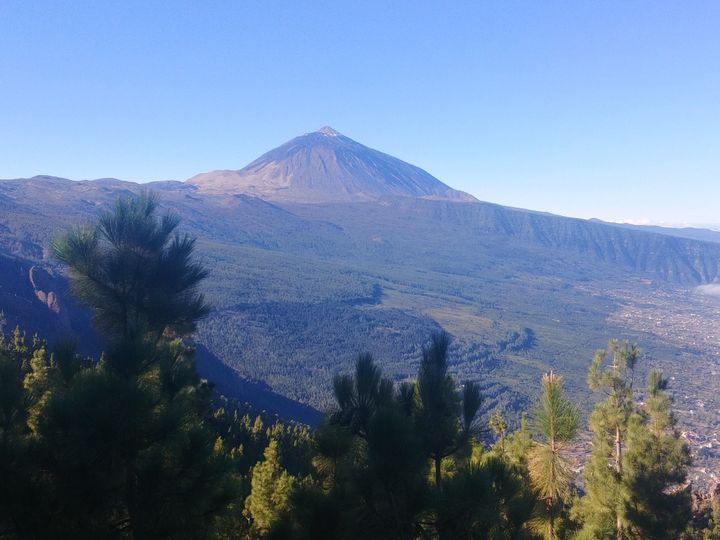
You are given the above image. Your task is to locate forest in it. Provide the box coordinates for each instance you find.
[0,193,718,540]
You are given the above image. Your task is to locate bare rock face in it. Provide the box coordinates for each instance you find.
[29,265,61,314]
[186,127,476,204]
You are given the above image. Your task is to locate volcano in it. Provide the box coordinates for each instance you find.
[186,127,476,203]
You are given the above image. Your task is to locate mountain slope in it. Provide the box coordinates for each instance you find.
[590,219,720,245]
[0,246,322,423]
[187,127,476,203]
[3,129,720,434]
[0,251,100,354]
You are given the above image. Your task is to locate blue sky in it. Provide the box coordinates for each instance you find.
[1,1,718,225]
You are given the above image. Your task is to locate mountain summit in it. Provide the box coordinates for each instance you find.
[186,127,476,203]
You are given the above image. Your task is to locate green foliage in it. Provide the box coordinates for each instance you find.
[0,191,708,538]
[357,405,429,539]
[504,412,533,468]
[310,420,354,490]
[435,453,537,539]
[330,353,430,538]
[574,343,692,540]
[270,336,545,539]
[245,439,297,535]
[0,346,42,538]
[533,372,579,448]
[53,191,209,343]
[1,315,704,540]
[621,370,691,539]
[331,352,393,439]
[416,331,481,489]
[575,340,640,538]
[528,372,578,539]
[489,408,509,454]
[0,193,243,538]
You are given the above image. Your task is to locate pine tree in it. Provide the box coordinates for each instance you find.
[361,405,429,539]
[504,412,533,469]
[312,420,354,490]
[53,191,209,347]
[32,192,240,537]
[245,439,297,535]
[490,408,509,455]
[331,352,394,439]
[0,347,35,536]
[622,369,691,538]
[576,340,640,540]
[326,353,429,538]
[528,371,578,539]
[9,325,28,370]
[22,339,57,434]
[415,332,481,489]
[435,452,536,539]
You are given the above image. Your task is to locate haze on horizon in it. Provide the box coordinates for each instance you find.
[1,1,718,226]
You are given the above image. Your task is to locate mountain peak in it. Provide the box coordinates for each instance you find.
[317,126,341,137]
[187,128,476,204]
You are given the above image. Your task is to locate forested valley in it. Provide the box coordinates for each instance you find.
[1,193,718,539]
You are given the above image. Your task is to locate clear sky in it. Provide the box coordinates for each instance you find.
[1,1,718,225]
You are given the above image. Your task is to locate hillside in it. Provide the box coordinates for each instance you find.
[591,218,720,244]
[2,130,720,436]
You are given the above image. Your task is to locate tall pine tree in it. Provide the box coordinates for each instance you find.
[415,332,481,490]
[528,371,578,539]
[245,439,297,535]
[34,191,241,537]
[575,340,639,540]
[622,369,691,538]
